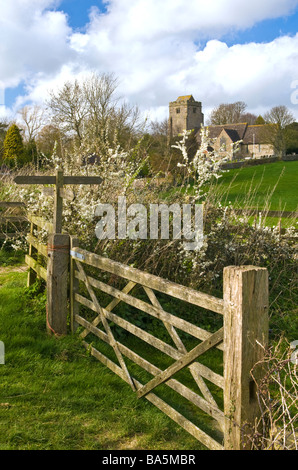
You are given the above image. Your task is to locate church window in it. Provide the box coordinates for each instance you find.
[176,108,180,114]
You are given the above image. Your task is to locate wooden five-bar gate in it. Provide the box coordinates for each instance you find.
[4,169,270,450]
[21,215,269,450]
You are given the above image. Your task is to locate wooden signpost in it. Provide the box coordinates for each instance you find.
[14,170,102,336]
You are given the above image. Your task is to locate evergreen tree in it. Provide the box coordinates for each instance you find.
[0,122,8,162]
[255,115,265,125]
[3,124,24,166]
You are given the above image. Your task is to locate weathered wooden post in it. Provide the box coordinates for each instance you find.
[223,266,269,450]
[47,233,70,336]
[14,170,102,337]
[46,170,69,336]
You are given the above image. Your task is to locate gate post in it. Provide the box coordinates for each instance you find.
[223,266,269,450]
[47,233,70,336]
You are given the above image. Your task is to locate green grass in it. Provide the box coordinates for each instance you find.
[213,161,298,212]
[0,253,221,450]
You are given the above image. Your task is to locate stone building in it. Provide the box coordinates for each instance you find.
[204,123,275,160]
[169,95,204,137]
[169,95,275,160]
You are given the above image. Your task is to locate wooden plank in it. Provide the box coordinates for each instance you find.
[71,248,224,314]
[27,222,37,287]
[63,176,102,185]
[76,314,225,426]
[27,234,48,258]
[223,266,269,450]
[82,340,129,383]
[81,340,224,450]
[144,286,186,353]
[75,270,224,350]
[70,237,80,333]
[27,214,54,233]
[80,280,136,340]
[137,328,224,399]
[14,176,56,185]
[25,255,47,282]
[143,383,224,450]
[75,293,224,388]
[75,260,136,391]
[75,293,186,360]
[0,202,25,208]
[143,285,222,412]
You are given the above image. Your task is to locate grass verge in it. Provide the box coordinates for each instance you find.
[0,255,211,451]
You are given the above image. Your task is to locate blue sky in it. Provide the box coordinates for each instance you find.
[58,0,298,40]
[225,12,298,45]
[1,0,298,122]
[58,0,107,30]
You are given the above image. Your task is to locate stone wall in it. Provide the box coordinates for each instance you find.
[220,154,298,170]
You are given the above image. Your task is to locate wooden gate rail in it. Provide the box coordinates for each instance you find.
[25,214,53,286]
[70,242,226,450]
[70,247,224,315]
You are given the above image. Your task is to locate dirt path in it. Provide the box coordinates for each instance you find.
[0,265,28,275]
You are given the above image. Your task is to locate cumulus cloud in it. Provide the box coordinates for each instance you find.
[82,0,298,43]
[0,0,72,87]
[1,0,298,120]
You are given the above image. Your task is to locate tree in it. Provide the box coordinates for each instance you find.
[285,122,298,154]
[262,105,295,156]
[255,115,265,125]
[83,72,119,137]
[0,120,9,162]
[47,79,89,144]
[17,105,47,142]
[47,73,144,149]
[209,101,248,125]
[3,123,25,166]
[240,112,258,125]
[36,124,65,158]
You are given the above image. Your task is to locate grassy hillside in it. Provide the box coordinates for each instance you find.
[213,161,298,212]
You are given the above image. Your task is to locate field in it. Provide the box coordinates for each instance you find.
[212,160,298,212]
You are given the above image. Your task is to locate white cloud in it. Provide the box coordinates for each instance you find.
[85,0,298,42]
[0,0,72,87]
[1,0,298,121]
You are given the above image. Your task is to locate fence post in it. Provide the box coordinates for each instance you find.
[70,236,80,334]
[27,221,37,287]
[223,265,269,450]
[47,233,70,336]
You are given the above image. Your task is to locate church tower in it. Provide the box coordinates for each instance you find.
[169,95,204,137]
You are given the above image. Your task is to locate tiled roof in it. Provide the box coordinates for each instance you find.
[197,123,269,144]
[202,123,248,142]
[242,125,265,144]
[177,95,194,102]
